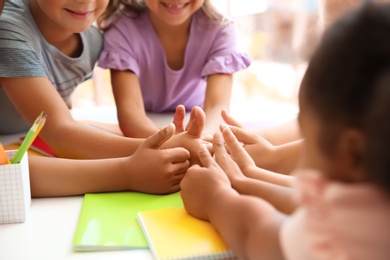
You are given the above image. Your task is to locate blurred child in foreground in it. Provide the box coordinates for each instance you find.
[181,3,390,259]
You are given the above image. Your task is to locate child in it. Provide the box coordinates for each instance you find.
[180,3,390,259]
[219,0,390,175]
[0,0,205,196]
[97,0,251,138]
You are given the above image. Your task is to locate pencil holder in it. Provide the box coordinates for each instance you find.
[0,150,31,224]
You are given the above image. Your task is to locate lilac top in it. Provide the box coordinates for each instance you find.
[98,9,251,112]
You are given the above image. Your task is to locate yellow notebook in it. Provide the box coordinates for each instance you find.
[137,207,236,260]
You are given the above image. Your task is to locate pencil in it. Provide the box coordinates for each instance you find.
[0,143,10,165]
[11,112,46,164]
[32,114,47,141]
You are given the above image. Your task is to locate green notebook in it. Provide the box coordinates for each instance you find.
[72,192,183,251]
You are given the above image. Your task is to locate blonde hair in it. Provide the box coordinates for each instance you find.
[98,0,225,31]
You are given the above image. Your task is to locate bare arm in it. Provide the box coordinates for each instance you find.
[29,124,190,197]
[221,122,302,174]
[2,76,144,159]
[110,69,159,138]
[207,191,286,260]
[180,143,286,260]
[222,110,302,146]
[221,125,295,186]
[258,119,302,146]
[216,128,297,214]
[203,74,232,135]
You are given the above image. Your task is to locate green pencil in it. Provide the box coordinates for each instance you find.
[11,112,45,164]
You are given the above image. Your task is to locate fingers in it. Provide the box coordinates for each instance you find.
[222,125,254,162]
[172,159,191,173]
[173,105,186,133]
[221,126,248,156]
[164,146,191,163]
[197,144,215,168]
[221,109,245,128]
[142,123,176,149]
[222,123,257,144]
[186,106,205,138]
[212,132,235,169]
[212,132,229,160]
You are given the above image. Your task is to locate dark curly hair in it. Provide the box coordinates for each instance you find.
[299,2,390,192]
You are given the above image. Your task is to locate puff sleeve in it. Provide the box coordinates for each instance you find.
[98,20,140,76]
[201,22,251,77]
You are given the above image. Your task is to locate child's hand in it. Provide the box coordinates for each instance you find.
[162,106,206,165]
[220,125,259,179]
[220,123,276,170]
[173,105,213,142]
[204,130,248,183]
[180,144,233,221]
[125,123,190,194]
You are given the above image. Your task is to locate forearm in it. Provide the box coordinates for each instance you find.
[245,167,295,187]
[233,178,297,214]
[270,140,303,174]
[43,121,144,159]
[29,156,128,197]
[250,140,302,174]
[118,108,159,138]
[207,189,285,260]
[111,70,158,137]
[203,73,232,134]
[258,119,301,146]
[204,106,227,134]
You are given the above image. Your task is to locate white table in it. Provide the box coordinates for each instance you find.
[0,107,179,260]
[0,106,280,259]
[0,196,153,260]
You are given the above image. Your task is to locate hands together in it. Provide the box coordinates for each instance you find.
[164,105,211,165]
[221,110,277,171]
[180,133,237,220]
[126,105,208,194]
[131,106,281,195]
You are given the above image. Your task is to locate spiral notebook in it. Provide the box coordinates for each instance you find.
[72,191,183,251]
[138,207,236,260]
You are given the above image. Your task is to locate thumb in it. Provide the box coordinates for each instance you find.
[173,105,186,133]
[186,106,205,138]
[141,123,176,149]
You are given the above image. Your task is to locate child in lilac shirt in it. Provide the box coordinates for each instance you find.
[97,0,251,138]
[180,2,390,259]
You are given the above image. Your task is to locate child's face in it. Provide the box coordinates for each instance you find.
[33,0,109,33]
[145,0,204,27]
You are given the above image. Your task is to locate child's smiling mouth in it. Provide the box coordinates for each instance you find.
[160,2,189,11]
[64,8,93,19]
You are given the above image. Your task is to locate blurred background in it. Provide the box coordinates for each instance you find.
[72,0,321,128]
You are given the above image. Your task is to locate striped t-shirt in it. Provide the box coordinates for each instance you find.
[0,0,103,134]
